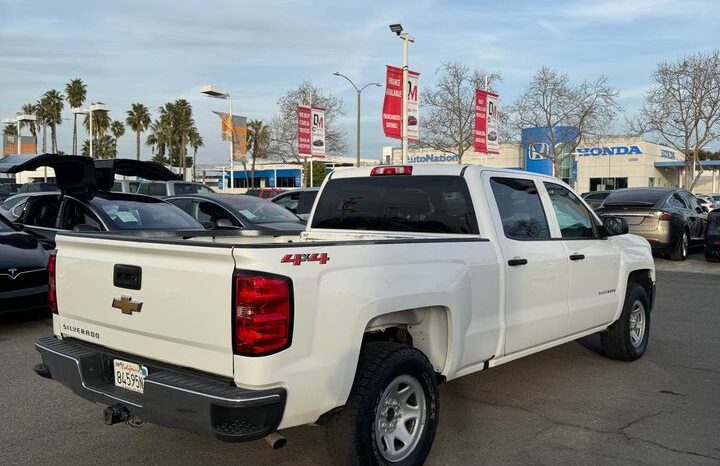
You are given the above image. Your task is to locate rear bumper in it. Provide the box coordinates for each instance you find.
[0,285,48,314]
[34,336,286,442]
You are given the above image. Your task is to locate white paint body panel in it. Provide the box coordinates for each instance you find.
[52,164,655,430]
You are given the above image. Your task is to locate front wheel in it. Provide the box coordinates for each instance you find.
[325,342,439,466]
[601,283,651,361]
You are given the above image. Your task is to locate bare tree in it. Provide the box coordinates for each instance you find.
[629,49,720,190]
[508,66,620,178]
[421,61,501,163]
[269,81,347,162]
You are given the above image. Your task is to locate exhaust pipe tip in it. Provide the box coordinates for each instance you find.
[265,432,286,450]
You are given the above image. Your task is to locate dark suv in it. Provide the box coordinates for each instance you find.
[595,188,707,261]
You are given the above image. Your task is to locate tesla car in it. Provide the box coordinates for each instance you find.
[166,194,305,232]
[705,210,720,262]
[3,155,203,246]
[0,213,49,314]
[595,187,707,261]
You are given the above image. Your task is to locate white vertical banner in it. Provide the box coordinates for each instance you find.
[406,71,420,142]
[311,107,326,157]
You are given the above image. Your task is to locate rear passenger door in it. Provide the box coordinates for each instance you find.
[678,191,706,240]
[484,173,569,355]
[542,182,621,334]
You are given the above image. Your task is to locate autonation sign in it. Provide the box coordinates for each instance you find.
[576,145,642,156]
[407,153,459,163]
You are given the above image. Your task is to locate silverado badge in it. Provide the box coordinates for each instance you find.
[112,296,143,315]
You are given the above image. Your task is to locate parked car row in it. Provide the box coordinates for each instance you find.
[584,187,717,261]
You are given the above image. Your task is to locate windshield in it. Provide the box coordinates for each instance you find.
[221,195,301,224]
[91,195,202,230]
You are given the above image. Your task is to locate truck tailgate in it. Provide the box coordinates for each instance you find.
[54,234,236,377]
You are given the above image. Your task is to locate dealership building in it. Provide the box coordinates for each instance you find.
[385,136,720,194]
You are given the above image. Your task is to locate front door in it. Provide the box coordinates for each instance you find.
[484,174,570,355]
[541,182,621,334]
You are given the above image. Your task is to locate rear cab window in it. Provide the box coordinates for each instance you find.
[311,176,479,234]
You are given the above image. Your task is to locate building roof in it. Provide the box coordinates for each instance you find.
[655,160,720,168]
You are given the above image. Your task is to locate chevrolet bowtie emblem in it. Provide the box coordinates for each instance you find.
[112,296,143,315]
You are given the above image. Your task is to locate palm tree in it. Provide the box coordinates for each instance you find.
[246,119,270,188]
[187,127,204,181]
[3,125,17,136]
[42,90,64,153]
[65,78,87,154]
[110,120,125,154]
[154,100,196,177]
[21,103,38,153]
[35,98,50,153]
[81,134,116,159]
[125,103,151,161]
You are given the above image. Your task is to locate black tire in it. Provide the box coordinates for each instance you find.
[601,283,651,361]
[669,229,689,261]
[325,342,439,466]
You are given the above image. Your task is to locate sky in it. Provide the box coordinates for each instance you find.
[1,0,718,165]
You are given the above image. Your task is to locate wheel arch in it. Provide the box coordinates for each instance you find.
[363,306,450,376]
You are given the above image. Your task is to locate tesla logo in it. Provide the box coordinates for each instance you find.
[281,253,330,266]
[112,296,143,315]
[7,268,18,279]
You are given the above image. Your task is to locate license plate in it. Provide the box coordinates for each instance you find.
[113,359,147,394]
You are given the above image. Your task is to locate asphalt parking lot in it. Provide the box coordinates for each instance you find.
[1,253,718,466]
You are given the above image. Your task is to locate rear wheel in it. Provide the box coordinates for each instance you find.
[601,283,650,361]
[669,229,689,261]
[325,342,439,466]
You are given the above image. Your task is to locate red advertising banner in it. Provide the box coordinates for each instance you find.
[382,65,420,142]
[474,89,499,154]
[297,105,312,155]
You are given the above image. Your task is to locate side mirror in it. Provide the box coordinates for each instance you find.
[602,216,629,236]
[699,206,709,214]
[202,221,215,230]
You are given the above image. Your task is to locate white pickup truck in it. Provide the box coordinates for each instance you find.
[34,165,655,466]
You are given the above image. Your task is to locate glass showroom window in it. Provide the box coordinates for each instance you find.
[589,177,628,191]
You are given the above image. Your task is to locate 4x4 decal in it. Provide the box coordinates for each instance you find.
[281,253,330,266]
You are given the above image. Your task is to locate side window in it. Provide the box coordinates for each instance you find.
[667,193,687,209]
[195,201,240,226]
[544,183,596,239]
[166,198,193,216]
[297,192,318,215]
[490,177,550,240]
[60,199,102,231]
[22,196,61,228]
[137,183,151,195]
[679,192,699,211]
[274,193,301,212]
[148,184,167,196]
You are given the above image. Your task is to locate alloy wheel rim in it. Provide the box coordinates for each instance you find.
[374,374,427,462]
[629,300,646,348]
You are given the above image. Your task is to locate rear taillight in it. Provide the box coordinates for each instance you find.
[658,212,673,221]
[233,271,292,356]
[370,165,413,176]
[48,252,57,314]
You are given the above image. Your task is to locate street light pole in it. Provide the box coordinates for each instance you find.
[333,72,381,167]
[200,85,234,191]
[389,24,415,164]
